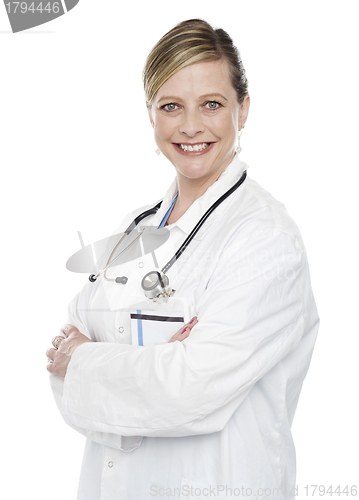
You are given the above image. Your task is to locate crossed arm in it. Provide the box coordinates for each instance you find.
[46,317,198,379]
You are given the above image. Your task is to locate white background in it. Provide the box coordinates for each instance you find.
[1,1,358,498]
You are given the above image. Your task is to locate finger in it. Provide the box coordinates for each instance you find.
[178,327,191,341]
[180,327,191,339]
[168,317,198,343]
[61,324,79,337]
[51,335,66,349]
[60,324,69,337]
[46,347,57,361]
[186,316,198,330]
[168,326,190,343]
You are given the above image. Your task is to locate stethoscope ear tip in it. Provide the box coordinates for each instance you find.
[89,274,97,282]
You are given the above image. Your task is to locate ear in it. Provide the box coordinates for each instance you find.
[148,107,155,129]
[238,94,250,131]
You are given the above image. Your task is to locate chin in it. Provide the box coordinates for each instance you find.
[176,163,212,180]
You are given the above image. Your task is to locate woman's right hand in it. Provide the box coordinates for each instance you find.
[168,316,198,343]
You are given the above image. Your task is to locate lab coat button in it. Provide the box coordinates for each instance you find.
[138,262,144,268]
[118,326,124,333]
[108,461,113,468]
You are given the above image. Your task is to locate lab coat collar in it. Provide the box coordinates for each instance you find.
[148,153,248,240]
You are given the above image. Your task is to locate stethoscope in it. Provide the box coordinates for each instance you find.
[89,170,247,301]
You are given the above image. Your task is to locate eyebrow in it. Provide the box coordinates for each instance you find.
[157,93,228,103]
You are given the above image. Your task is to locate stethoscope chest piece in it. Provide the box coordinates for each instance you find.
[141,271,176,303]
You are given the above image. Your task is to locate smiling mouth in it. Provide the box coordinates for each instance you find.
[178,142,211,152]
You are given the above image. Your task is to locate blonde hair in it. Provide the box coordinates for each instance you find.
[143,19,248,108]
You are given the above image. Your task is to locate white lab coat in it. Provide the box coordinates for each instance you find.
[50,154,319,500]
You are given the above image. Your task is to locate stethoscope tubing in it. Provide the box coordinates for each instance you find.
[123,201,163,235]
[89,169,247,284]
[161,170,247,274]
[90,203,164,281]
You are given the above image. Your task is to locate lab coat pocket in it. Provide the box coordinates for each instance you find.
[130,309,185,346]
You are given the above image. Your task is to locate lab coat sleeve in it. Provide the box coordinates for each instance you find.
[49,278,144,452]
[48,204,165,450]
[60,225,318,439]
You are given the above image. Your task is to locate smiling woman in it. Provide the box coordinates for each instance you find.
[149,59,249,207]
[144,20,250,223]
[47,18,319,500]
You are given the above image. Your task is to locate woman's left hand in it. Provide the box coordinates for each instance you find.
[46,324,93,379]
[168,316,198,343]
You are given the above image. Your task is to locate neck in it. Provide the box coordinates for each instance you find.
[176,176,217,213]
[170,156,234,223]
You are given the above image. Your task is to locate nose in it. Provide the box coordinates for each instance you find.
[179,107,204,138]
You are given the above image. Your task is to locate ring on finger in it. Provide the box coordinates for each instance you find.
[53,336,65,349]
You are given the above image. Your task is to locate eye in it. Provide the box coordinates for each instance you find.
[205,101,221,110]
[161,103,179,112]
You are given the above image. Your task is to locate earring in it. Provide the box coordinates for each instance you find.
[155,148,160,156]
[236,124,246,154]
[236,130,243,155]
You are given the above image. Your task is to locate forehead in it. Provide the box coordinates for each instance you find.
[155,59,235,101]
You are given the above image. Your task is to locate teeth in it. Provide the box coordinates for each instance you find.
[179,143,210,152]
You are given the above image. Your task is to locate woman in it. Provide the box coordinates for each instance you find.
[46,19,319,500]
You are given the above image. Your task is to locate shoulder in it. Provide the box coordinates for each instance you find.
[225,175,305,253]
[206,177,309,295]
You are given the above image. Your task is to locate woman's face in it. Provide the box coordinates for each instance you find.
[149,59,250,185]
